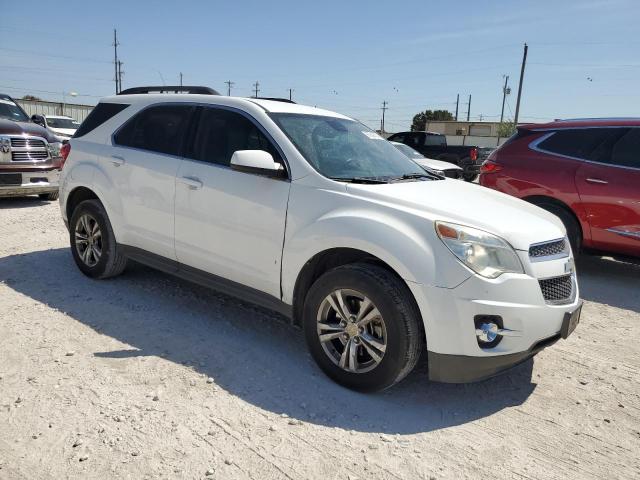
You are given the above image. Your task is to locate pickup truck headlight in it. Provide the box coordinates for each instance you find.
[435,221,524,279]
[47,141,62,159]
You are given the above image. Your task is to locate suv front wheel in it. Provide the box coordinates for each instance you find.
[303,263,423,391]
[69,199,127,279]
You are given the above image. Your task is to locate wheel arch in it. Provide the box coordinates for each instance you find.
[523,194,586,243]
[290,247,423,331]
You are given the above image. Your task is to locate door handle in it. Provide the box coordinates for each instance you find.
[585,178,608,185]
[178,176,203,190]
[110,155,125,166]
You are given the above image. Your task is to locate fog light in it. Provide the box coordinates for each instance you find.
[476,323,499,343]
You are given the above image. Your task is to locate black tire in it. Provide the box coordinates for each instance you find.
[537,202,582,253]
[69,199,127,279]
[302,263,423,392]
[39,191,59,201]
[462,172,478,182]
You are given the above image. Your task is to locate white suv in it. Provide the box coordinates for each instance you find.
[59,86,582,391]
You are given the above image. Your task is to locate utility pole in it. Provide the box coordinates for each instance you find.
[455,94,459,121]
[225,80,234,96]
[179,72,183,87]
[499,75,510,124]
[466,94,471,122]
[253,81,260,98]
[514,43,528,126]
[381,100,388,134]
[117,61,124,93]
[112,29,120,94]
[288,88,294,101]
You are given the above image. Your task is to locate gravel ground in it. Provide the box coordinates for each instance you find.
[1,197,639,480]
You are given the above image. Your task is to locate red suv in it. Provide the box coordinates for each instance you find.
[480,119,640,258]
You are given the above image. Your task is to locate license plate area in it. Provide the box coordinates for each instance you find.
[0,173,22,186]
[561,302,582,339]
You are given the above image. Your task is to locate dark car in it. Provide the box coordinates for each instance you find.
[0,94,63,200]
[387,131,480,181]
[480,118,640,258]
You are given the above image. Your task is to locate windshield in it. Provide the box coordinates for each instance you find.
[0,99,30,122]
[271,113,428,181]
[47,117,80,129]
[393,142,425,159]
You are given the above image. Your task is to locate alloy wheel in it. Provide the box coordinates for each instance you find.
[316,288,387,373]
[75,213,102,267]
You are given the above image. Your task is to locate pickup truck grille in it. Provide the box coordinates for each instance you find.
[12,151,49,161]
[529,239,567,259]
[6,136,50,163]
[10,138,46,149]
[539,274,573,304]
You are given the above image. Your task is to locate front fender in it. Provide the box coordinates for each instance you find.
[281,205,470,304]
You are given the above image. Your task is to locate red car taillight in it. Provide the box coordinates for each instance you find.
[60,142,71,167]
[470,147,478,162]
[480,160,503,174]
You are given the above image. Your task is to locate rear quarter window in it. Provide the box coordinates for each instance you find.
[73,103,130,138]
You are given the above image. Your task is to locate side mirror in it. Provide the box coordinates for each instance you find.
[31,114,45,127]
[230,150,286,178]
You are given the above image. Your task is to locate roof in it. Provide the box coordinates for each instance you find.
[100,93,351,120]
[519,118,640,130]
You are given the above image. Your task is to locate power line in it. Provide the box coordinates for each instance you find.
[118,61,124,93]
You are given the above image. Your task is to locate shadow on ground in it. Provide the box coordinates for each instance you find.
[1,248,541,435]
[0,196,51,209]
[577,254,640,314]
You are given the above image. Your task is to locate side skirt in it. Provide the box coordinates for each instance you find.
[119,245,294,319]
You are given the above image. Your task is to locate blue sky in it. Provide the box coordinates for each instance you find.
[2,0,639,130]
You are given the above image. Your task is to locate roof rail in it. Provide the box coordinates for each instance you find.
[118,86,220,95]
[252,97,296,104]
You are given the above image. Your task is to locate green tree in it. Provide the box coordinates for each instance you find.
[497,121,516,138]
[22,95,42,101]
[410,109,454,131]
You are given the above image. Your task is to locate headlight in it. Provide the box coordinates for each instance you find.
[435,221,524,278]
[47,141,62,158]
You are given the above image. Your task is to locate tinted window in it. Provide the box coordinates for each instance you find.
[404,133,424,148]
[187,107,281,166]
[537,128,612,160]
[74,103,129,138]
[424,134,446,146]
[114,104,192,156]
[390,133,405,143]
[610,128,640,168]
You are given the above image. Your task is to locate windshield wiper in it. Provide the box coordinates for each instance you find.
[329,176,389,184]
[389,172,439,181]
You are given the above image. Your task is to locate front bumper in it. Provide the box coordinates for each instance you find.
[0,169,60,197]
[408,255,581,383]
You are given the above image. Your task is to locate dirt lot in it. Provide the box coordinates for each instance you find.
[0,198,638,480]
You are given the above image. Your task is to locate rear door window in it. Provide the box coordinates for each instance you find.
[610,128,640,169]
[113,104,193,156]
[424,134,446,146]
[537,128,612,160]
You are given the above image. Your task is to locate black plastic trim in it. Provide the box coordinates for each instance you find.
[118,245,293,318]
[427,333,561,383]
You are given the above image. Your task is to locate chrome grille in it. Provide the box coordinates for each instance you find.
[12,151,49,161]
[10,138,46,149]
[539,274,573,304]
[529,239,567,258]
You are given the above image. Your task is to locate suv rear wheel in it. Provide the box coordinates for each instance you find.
[69,199,127,278]
[536,202,582,253]
[302,263,422,391]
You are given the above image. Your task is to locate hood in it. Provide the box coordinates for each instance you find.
[416,158,462,172]
[49,127,76,138]
[0,119,59,142]
[346,179,565,251]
